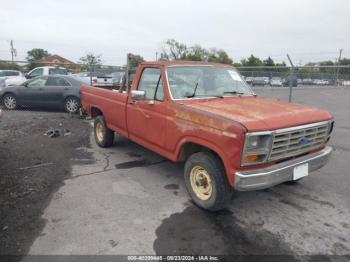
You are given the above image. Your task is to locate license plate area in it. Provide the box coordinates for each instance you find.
[293,163,309,180]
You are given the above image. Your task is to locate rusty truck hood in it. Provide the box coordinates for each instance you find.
[182,96,332,131]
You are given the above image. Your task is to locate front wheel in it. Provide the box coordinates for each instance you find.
[184,152,233,212]
[2,94,17,110]
[94,115,114,147]
[65,97,80,114]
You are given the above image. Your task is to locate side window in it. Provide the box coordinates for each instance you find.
[138,68,164,101]
[5,71,20,76]
[57,78,71,86]
[46,77,71,86]
[29,68,43,78]
[27,77,47,87]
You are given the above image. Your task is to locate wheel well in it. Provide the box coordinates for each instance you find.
[179,142,230,185]
[1,92,15,102]
[91,107,103,118]
[178,143,222,163]
[64,95,79,102]
[2,92,15,97]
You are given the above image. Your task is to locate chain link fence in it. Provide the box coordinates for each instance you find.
[0,61,350,101]
[236,66,350,87]
[0,59,125,73]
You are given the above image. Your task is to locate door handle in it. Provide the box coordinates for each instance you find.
[130,101,151,119]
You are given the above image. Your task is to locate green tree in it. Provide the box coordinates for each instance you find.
[160,39,188,60]
[276,61,287,67]
[159,39,234,65]
[26,48,51,62]
[339,58,350,65]
[240,55,263,67]
[79,53,102,71]
[338,58,350,76]
[318,60,335,75]
[263,56,275,66]
[26,48,51,70]
[208,49,233,64]
[128,54,145,68]
[184,45,209,61]
[0,60,21,70]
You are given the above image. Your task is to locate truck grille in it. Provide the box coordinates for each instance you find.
[269,122,329,161]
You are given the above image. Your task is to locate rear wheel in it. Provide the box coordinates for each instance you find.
[184,152,232,212]
[2,94,17,110]
[94,115,114,147]
[65,97,80,114]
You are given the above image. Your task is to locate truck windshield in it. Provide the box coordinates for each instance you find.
[166,66,253,99]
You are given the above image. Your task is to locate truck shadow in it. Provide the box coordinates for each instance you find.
[103,137,347,257]
[153,203,298,260]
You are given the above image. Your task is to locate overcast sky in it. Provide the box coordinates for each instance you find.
[0,0,349,65]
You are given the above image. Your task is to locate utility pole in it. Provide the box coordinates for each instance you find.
[124,53,131,92]
[286,54,295,102]
[336,49,343,86]
[10,40,17,63]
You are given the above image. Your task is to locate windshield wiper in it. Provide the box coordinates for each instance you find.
[187,94,224,99]
[186,82,223,99]
[186,82,199,98]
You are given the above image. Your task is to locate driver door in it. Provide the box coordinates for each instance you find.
[19,76,48,106]
[126,67,167,149]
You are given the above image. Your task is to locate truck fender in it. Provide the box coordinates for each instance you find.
[175,136,232,184]
[90,105,104,118]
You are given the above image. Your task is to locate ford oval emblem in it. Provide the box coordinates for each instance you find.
[299,137,310,145]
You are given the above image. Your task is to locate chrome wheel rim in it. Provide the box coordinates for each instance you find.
[190,165,213,201]
[95,122,104,142]
[66,99,78,113]
[4,95,16,109]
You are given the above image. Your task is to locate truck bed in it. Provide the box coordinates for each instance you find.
[80,85,129,137]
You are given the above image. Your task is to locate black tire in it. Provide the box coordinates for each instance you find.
[94,115,114,147]
[184,152,233,212]
[64,96,80,114]
[2,93,17,110]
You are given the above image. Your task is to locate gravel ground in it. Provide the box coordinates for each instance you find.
[0,110,91,260]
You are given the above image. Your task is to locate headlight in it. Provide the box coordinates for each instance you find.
[242,132,272,166]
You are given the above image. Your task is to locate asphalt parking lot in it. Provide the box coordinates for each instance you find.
[0,86,350,260]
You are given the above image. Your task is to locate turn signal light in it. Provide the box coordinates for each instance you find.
[244,155,258,162]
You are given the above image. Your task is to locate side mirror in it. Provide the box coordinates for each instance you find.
[25,74,30,79]
[131,90,145,100]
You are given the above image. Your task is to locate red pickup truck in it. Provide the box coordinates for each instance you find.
[81,61,334,211]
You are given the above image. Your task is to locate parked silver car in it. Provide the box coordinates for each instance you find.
[270,77,283,87]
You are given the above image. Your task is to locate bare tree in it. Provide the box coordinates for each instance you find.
[79,53,102,85]
[79,53,102,72]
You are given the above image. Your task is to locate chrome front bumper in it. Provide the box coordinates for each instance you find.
[234,146,332,191]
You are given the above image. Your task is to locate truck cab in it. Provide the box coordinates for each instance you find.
[25,66,68,79]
